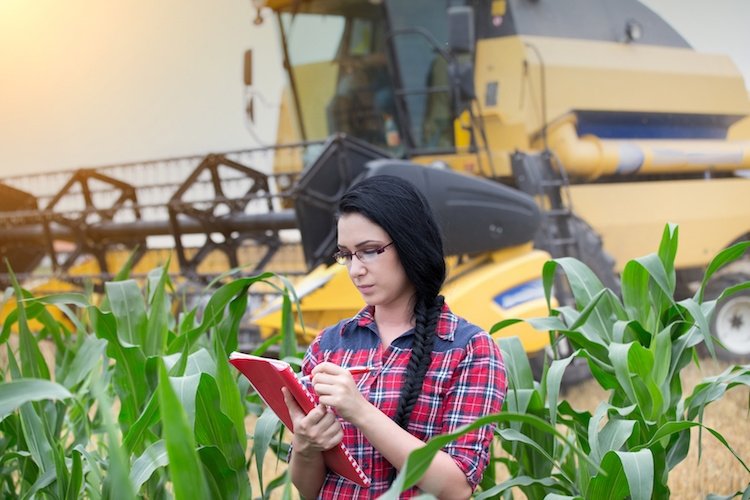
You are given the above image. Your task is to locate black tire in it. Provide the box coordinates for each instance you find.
[534,216,620,387]
[705,273,750,363]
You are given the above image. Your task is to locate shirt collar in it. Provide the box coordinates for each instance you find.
[342,303,457,341]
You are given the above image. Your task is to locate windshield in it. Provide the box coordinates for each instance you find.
[279,1,397,150]
[276,0,456,154]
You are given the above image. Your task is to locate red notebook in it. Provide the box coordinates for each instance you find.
[228,352,371,487]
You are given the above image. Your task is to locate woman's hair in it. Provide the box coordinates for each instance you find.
[338,174,446,430]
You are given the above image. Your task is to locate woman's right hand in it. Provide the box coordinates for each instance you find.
[282,387,343,455]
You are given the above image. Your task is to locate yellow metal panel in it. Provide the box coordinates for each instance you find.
[569,178,750,271]
[442,246,552,354]
[730,115,750,140]
[475,36,750,139]
[294,61,338,140]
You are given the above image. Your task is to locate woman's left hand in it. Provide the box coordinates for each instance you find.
[311,362,369,422]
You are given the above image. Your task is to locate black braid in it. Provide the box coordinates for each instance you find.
[393,295,445,431]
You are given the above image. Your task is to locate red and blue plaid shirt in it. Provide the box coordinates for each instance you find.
[299,302,507,499]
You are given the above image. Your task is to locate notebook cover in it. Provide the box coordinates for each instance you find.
[229,352,371,487]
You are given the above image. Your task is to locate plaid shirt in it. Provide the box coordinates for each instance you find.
[299,303,507,499]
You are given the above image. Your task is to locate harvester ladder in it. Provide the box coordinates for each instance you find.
[511,150,578,260]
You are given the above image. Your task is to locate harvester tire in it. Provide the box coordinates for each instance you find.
[535,216,620,387]
[705,272,750,363]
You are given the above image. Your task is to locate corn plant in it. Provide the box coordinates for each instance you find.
[383,224,750,500]
[0,257,303,499]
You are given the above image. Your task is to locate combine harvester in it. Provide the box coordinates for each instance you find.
[2,0,750,366]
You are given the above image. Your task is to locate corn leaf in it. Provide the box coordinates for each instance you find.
[94,376,136,500]
[64,448,84,500]
[0,379,72,423]
[383,411,599,497]
[194,373,246,471]
[253,406,282,497]
[89,306,148,431]
[587,449,653,500]
[157,359,209,499]
[199,445,251,500]
[130,440,168,492]
[212,333,247,451]
[696,241,750,301]
[59,336,107,389]
[144,266,171,356]
[105,280,147,346]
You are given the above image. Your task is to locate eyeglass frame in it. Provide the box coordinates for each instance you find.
[333,241,394,265]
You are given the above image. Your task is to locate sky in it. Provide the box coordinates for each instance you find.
[1,0,749,177]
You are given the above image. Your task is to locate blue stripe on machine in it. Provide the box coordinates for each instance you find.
[575,111,742,140]
[494,279,545,309]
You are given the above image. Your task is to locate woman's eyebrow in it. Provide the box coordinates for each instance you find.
[339,240,381,249]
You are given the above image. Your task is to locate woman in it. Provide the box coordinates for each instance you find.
[283,175,507,499]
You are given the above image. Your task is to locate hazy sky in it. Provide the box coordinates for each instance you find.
[1,0,749,176]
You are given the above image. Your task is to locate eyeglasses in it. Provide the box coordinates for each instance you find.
[333,242,394,265]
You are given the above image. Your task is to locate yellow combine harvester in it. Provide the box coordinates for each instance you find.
[245,0,750,363]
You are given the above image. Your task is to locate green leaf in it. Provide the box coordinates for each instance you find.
[92,377,137,500]
[497,336,535,390]
[549,257,612,332]
[168,273,275,354]
[656,223,678,290]
[130,440,168,492]
[637,420,750,474]
[0,379,72,422]
[144,266,171,355]
[8,273,51,381]
[65,448,84,500]
[157,359,210,499]
[384,411,600,496]
[253,406,282,497]
[587,450,653,500]
[621,259,650,324]
[122,392,160,454]
[678,297,715,358]
[89,306,148,431]
[199,445,251,500]
[194,374,246,471]
[212,333,247,452]
[105,280,148,346]
[547,354,578,431]
[215,290,248,356]
[168,373,202,428]
[473,475,566,499]
[59,336,107,389]
[19,402,55,473]
[685,365,750,420]
[696,241,750,301]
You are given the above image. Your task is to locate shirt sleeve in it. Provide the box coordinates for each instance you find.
[440,332,507,489]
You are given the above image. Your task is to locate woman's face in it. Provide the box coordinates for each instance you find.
[337,212,415,309]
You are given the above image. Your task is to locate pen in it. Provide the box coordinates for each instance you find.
[298,366,373,382]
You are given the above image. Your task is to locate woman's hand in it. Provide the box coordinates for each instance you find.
[310,362,369,422]
[282,387,343,455]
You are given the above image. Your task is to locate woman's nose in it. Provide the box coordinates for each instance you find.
[348,257,366,277]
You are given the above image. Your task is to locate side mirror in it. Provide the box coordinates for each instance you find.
[447,6,475,56]
[243,49,253,86]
